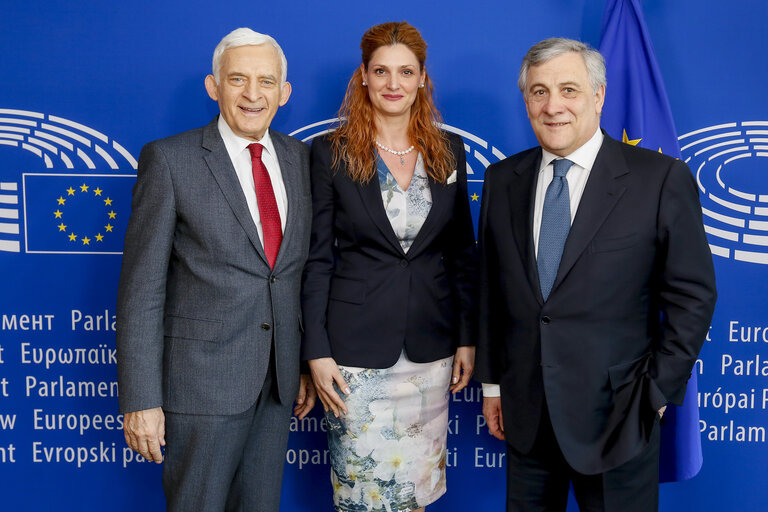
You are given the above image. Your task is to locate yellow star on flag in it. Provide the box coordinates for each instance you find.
[108,211,117,219]
[104,197,113,206]
[57,196,66,205]
[66,187,76,196]
[95,233,104,242]
[622,129,641,146]
[93,187,103,196]
[68,233,77,242]
[471,193,480,201]
[82,236,91,245]
[58,223,67,232]
[105,224,113,232]
[54,210,63,218]
[80,183,89,192]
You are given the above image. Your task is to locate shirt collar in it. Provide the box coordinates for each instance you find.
[539,127,604,172]
[217,115,276,159]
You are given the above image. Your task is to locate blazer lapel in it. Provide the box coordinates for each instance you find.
[405,172,451,257]
[201,118,269,265]
[553,136,628,291]
[357,170,406,256]
[270,130,301,270]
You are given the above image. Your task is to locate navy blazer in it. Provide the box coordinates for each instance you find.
[302,132,477,368]
[475,133,716,475]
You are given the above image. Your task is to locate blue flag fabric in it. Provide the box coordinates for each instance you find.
[599,0,703,482]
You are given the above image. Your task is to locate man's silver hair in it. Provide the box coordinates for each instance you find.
[518,38,606,95]
[212,28,288,87]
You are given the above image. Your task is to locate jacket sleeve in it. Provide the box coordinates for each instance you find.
[300,137,336,360]
[651,159,717,407]
[116,141,177,413]
[474,162,503,383]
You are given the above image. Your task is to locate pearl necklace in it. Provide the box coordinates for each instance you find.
[375,140,415,165]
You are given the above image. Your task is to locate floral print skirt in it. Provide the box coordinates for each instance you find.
[326,350,453,512]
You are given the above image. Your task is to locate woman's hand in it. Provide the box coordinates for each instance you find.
[450,346,475,393]
[308,357,351,417]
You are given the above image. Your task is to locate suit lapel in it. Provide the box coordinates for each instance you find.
[511,150,544,303]
[553,136,628,291]
[201,118,269,265]
[270,129,301,270]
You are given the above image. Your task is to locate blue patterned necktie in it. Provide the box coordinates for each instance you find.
[537,158,574,301]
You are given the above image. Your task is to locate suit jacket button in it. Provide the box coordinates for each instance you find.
[541,316,551,324]
[261,323,271,331]
[269,276,276,283]
[399,259,409,268]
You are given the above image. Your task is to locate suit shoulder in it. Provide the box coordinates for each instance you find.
[614,137,680,169]
[485,146,540,180]
[271,129,310,157]
[144,125,205,151]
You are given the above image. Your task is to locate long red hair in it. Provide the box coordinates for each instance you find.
[330,21,455,183]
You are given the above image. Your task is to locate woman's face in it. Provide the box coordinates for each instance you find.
[362,43,423,121]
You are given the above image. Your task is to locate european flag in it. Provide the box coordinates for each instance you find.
[600,0,703,482]
[23,173,134,254]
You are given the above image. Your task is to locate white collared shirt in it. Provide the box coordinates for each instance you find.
[217,116,288,246]
[482,127,604,398]
[533,127,604,255]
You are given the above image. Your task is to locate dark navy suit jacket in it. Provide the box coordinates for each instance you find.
[475,133,717,474]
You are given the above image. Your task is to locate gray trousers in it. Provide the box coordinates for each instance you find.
[162,363,292,512]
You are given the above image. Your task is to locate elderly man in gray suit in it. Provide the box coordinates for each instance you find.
[116,27,315,511]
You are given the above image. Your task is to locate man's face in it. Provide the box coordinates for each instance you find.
[523,52,604,157]
[204,44,291,141]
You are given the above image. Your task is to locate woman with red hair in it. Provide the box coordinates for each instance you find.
[302,21,477,511]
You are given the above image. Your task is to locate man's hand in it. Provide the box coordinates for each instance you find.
[450,346,475,393]
[658,405,667,419]
[294,374,317,419]
[483,396,505,441]
[308,357,350,418]
[123,407,165,463]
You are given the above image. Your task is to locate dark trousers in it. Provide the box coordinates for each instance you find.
[163,357,292,512]
[506,409,660,512]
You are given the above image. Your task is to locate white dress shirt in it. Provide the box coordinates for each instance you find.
[217,116,288,246]
[482,127,604,398]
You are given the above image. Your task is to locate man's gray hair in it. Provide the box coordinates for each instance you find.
[518,38,606,94]
[212,28,288,87]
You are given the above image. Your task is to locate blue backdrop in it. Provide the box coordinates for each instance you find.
[1,1,766,510]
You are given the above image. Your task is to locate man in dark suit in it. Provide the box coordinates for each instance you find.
[476,38,716,511]
[116,28,315,511]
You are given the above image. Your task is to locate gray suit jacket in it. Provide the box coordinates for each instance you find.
[116,117,311,415]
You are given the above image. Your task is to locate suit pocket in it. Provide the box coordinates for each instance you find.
[591,233,638,253]
[329,276,366,305]
[164,315,222,342]
[608,352,651,390]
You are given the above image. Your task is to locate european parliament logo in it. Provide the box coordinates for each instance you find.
[289,119,506,212]
[0,108,137,254]
[680,121,768,265]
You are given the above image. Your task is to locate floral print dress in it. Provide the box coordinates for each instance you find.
[326,155,454,512]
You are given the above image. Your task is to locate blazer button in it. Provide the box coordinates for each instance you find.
[541,316,551,325]
[399,259,409,268]
[261,323,271,331]
[269,276,276,283]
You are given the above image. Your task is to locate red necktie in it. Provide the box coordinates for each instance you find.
[247,143,282,268]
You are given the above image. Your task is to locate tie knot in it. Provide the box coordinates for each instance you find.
[248,142,264,159]
[553,158,573,178]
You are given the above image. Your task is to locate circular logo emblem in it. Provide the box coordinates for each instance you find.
[680,121,768,265]
[0,108,137,254]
